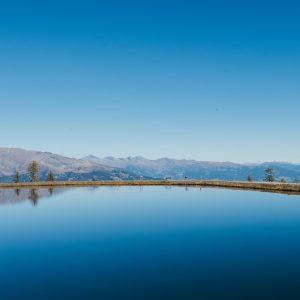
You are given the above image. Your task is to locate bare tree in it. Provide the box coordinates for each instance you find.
[13,171,21,183]
[46,171,55,182]
[264,168,275,182]
[27,161,40,182]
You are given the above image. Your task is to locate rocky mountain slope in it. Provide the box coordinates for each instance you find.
[0,148,143,182]
[83,155,300,182]
[1,148,299,183]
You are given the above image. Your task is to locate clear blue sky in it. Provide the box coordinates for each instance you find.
[0,0,299,162]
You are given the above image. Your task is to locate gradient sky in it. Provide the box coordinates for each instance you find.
[0,0,299,162]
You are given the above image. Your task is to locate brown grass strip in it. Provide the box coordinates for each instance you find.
[0,180,300,194]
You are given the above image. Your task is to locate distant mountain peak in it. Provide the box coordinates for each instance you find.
[82,155,100,160]
[81,154,300,182]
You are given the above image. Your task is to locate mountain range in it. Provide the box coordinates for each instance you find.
[0,148,143,182]
[0,148,300,183]
[83,155,300,182]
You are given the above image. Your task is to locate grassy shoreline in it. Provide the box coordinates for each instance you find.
[0,180,300,194]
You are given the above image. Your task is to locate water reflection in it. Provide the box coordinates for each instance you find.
[0,188,67,206]
[0,185,299,207]
[28,189,39,206]
[1,187,300,300]
[164,186,173,190]
[14,188,20,197]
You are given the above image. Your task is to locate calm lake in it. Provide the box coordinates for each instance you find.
[1,186,300,299]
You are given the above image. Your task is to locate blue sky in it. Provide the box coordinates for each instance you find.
[0,0,299,162]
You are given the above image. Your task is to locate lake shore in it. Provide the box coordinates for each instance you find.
[0,180,300,194]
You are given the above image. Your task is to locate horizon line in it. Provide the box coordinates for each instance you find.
[1,147,299,165]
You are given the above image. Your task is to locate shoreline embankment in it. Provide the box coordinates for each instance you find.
[0,180,300,195]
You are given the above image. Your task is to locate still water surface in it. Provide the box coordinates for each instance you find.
[1,186,300,299]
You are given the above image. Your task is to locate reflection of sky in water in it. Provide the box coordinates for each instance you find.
[1,187,300,299]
